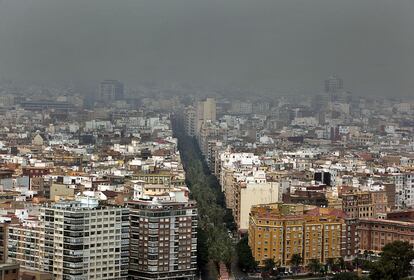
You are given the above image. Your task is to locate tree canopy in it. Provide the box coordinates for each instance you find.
[236,236,257,272]
[173,118,235,272]
[332,272,360,280]
[307,259,322,274]
[369,241,414,280]
[290,253,302,267]
[263,258,276,273]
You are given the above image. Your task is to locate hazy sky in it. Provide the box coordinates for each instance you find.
[0,0,413,95]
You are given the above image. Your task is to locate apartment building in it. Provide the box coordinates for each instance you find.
[197,121,221,167]
[132,173,174,185]
[390,172,414,208]
[341,186,395,219]
[218,165,279,230]
[7,221,44,271]
[358,210,414,253]
[248,203,345,267]
[0,223,7,263]
[40,197,130,280]
[235,179,281,232]
[196,97,216,134]
[184,106,196,137]
[128,196,197,280]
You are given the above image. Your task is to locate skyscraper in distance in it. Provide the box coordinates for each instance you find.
[324,74,343,94]
[99,80,124,101]
[196,97,216,135]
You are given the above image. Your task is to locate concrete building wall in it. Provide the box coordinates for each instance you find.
[0,263,19,280]
[358,218,414,253]
[128,200,197,280]
[238,182,280,231]
[49,183,74,201]
[41,202,129,280]
[249,204,345,267]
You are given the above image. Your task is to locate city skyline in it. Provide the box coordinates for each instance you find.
[0,0,413,96]
[0,0,413,279]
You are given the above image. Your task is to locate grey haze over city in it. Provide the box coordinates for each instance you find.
[2,1,414,279]
[0,0,413,96]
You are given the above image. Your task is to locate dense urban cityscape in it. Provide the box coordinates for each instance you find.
[0,0,413,279]
[0,77,412,280]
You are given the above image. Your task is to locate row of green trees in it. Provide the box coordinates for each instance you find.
[173,119,235,272]
[332,241,414,280]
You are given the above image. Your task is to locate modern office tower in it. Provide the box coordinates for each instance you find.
[99,80,124,101]
[184,106,197,137]
[40,197,130,280]
[248,203,346,267]
[128,197,198,280]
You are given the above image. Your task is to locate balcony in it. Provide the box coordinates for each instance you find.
[62,274,87,280]
[121,233,129,239]
[148,247,158,254]
[149,229,158,235]
[64,249,83,256]
[63,262,83,269]
[64,225,84,231]
[148,260,158,266]
[64,237,83,244]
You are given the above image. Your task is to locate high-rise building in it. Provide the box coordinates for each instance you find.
[0,223,7,264]
[248,203,346,266]
[6,221,44,272]
[184,106,197,137]
[324,75,343,94]
[99,80,124,101]
[40,197,129,280]
[128,191,198,280]
[196,98,216,135]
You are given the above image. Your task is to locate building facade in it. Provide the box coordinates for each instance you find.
[184,106,196,137]
[128,200,197,280]
[7,222,44,272]
[249,203,346,267]
[40,198,129,280]
[358,210,414,253]
[99,80,124,102]
[196,98,216,135]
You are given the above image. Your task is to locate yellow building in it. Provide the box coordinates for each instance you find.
[248,203,345,267]
[132,172,186,186]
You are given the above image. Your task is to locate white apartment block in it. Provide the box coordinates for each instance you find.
[393,172,414,208]
[40,197,129,280]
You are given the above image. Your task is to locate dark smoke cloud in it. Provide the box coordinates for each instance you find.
[0,0,413,96]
